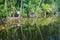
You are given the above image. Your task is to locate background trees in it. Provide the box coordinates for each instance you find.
[0,0,58,18]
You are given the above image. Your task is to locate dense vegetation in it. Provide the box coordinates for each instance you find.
[0,0,60,40]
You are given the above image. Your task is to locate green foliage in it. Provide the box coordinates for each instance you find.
[0,0,4,3]
[22,13,27,17]
[42,3,52,12]
[5,12,11,17]
[44,0,55,4]
[36,6,43,14]
[56,0,60,9]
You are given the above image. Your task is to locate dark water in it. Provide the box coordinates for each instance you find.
[50,35,54,40]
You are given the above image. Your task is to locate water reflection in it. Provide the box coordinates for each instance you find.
[50,35,54,40]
